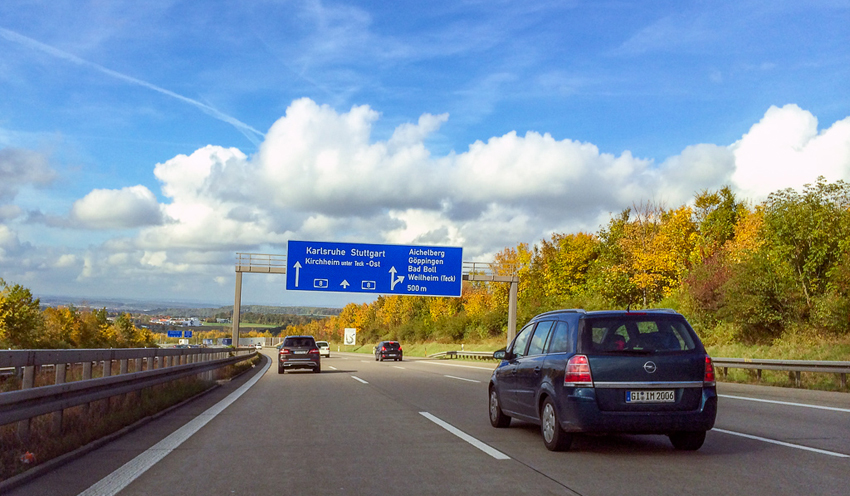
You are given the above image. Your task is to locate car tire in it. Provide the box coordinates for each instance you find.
[540,398,572,451]
[489,387,511,428]
[669,431,706,450]
[278,364,284,374]
[314,365,321,374]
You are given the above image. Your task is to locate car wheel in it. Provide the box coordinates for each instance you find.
[278,364,284,374]
[669,431,706,450]
[314,365,321,374]
[489,387,511,428]
[375,355,378,361]
[540,398,572,451]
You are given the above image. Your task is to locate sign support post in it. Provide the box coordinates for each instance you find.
[232,271,242,348]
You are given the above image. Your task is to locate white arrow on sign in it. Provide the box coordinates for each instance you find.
[389,266,405,291]
[340,280,350,289]
[293,261,302,287]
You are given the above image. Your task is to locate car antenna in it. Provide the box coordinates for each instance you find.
[626,303,631,312]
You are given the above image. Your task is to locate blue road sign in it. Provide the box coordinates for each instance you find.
[167,330,182,338]
[184,330,193,338]
[286,240,463,297]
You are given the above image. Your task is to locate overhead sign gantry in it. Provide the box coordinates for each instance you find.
[285,240,463,297]
[232,244,520,348]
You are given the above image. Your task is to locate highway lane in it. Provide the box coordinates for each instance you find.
[6,351,850,496]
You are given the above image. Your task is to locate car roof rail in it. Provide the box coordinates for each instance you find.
[534,309,588,319]
[644,308,679,314]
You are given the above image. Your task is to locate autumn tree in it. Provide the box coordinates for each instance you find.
[0,279,43,349]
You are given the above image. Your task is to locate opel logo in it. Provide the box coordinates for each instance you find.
[643,361,657,374]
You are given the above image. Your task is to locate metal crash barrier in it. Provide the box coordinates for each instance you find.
[0,347,258,439]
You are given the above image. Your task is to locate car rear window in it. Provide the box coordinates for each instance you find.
[317,341,329,346]
[383,342,400,349]
[284,337,316,347]
[580,316,698,353]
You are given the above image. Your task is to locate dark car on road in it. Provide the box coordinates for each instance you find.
[489,309,717,451]
[375,341,403,361]
[278,335,321,374]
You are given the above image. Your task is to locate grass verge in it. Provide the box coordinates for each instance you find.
[0,354,261,483]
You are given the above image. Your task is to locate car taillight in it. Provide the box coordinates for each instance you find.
[704,355,716,385]
[309,348,319,354]
[381,346,386,351]
[398,345,402,351]
[281,349,291,355]
[564,355,593,386]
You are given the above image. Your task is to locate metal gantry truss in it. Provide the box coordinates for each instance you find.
[232,253,521,346]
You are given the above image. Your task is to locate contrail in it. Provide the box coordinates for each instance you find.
[0,27,265,146]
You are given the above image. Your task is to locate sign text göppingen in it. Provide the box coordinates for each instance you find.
[286,240,463,297]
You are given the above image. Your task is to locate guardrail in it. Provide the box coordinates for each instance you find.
[0,347,257,440]
[713,357,850,388]
[427,351,497,361]
[424,353,849,387]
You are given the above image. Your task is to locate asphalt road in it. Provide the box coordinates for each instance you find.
[7,351,850,496]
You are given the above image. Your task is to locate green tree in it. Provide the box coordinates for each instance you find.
[0,279,44,349]
[762,177,850,307]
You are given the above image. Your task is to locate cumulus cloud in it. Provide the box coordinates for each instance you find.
[0,224,30,261]
[730,104,850,200]
[75,99,850,264]
[0,147,55,201]
[69,185,163,229]
[8,99,850,305]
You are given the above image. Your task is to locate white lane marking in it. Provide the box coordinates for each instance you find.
[719,394,850,413]
[445,375,481,383]
[361,360,372,363]
[418,361,495,371]
[420,412,510,460]
[394,366,406,370]
[351,376,368,384]
[329,366,338,371]
[713,428,850,458]
[78,359,271,496]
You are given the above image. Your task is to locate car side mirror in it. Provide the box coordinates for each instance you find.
[493,349,507,360]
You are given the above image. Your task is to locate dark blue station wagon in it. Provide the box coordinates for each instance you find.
[489,309,717,451]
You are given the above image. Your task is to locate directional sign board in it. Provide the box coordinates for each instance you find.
[167,330,182,338]
[344,328,357,345]
[286,240,463,297]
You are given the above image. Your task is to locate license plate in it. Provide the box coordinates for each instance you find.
[294,350,307,355]
[626,390,675,403]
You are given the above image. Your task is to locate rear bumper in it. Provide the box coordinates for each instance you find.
[558,387,717,434]
[281,359,319,369]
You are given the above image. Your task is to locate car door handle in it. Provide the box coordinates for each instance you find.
[533,367,541,374]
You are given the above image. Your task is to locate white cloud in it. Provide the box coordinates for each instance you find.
[0,147,55,202]
[0,204,23,221]
[70,185,163,229]
[7,99,850,305]
[66,100,850,267]
[0,224,28,262]
[730,104,850,200]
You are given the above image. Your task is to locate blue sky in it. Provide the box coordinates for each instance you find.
[1,0,849,308]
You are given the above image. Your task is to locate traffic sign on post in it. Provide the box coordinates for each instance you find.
[286,240,463,297]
